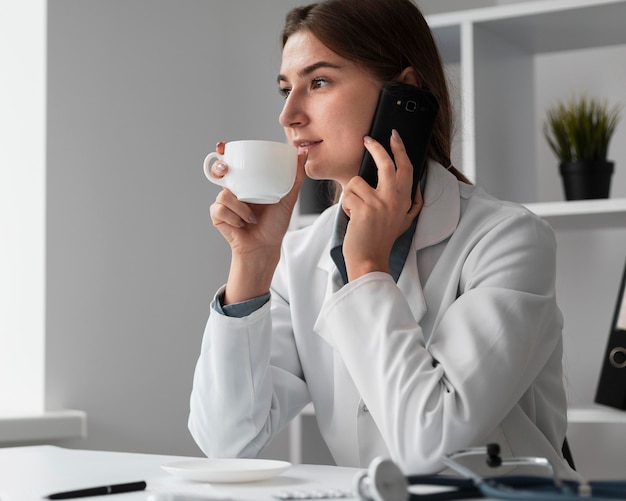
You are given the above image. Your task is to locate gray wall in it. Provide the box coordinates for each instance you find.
[45,0,296,457]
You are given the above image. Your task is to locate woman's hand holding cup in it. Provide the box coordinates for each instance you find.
[206,140,307,304]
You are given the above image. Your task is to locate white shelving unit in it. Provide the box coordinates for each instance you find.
[525,198,626,230]
[292,0,626,476]
[427,0,626,204]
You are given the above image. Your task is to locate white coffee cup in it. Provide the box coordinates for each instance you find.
[203,140,297,204]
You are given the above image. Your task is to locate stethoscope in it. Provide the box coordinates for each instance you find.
[353,443,626,501]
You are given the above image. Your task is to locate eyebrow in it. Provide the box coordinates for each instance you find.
[277,61,343,84]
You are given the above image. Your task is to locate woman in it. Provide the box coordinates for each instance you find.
[189,0,575,478]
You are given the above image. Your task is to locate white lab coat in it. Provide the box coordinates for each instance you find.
[189,162,575,478]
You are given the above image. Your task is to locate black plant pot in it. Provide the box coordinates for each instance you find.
[559,160,614,200]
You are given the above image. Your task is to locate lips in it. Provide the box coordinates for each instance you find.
[295,139,322,149]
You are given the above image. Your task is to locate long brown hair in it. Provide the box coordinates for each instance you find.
[282,0,470,185]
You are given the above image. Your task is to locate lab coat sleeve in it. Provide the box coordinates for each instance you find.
[314,210,563,473]
[188,286,310,458]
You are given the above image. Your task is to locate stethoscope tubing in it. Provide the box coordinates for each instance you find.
[406,475,626,501]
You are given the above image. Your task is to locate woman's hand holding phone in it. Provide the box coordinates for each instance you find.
[342,130,423,282]
[209,141,308,304]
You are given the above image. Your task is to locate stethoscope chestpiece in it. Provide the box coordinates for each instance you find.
[353,457,409,501]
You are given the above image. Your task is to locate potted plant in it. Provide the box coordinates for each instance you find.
[543,95,622,200]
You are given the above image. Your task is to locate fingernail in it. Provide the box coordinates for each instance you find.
[391,129,402,143]
[248,213,258,224]
[364,135,374,144]
[304,149,309,166]
[214,162,227,174]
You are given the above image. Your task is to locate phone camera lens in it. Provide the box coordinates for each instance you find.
[405,100,417,112]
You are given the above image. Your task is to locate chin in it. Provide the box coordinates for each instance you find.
[304,162,324,181]
[305,161,354,184]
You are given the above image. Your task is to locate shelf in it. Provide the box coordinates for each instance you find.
[525,198,626,217]
[429,0,626,54]
[475,1,626,55]
[0,409,86,445]
[524,198,626,230]
[568,406,626,424]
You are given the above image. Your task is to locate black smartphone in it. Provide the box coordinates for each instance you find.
[358,83,439,199]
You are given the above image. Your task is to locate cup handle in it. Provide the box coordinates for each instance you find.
[203,152,227,187]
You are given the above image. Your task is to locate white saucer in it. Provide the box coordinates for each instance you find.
[161,458,292,483]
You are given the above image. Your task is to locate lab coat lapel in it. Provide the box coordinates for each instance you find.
[414,162,461,252]
[314,224,366,466]
[317,240,345,297]
[398,163,461,323]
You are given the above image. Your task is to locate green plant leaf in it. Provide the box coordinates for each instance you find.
[543,95,622,163]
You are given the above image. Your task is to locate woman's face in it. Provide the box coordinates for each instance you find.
[278,30,381,188]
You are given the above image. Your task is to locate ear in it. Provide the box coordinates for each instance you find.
[398,67,421,87]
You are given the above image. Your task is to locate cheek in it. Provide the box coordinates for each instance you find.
[343,95,379,143]
[326,104,373,147]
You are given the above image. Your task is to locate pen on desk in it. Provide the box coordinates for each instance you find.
[45,480,147,499]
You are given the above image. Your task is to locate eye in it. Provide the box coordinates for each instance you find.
[311,77,329,90]
[278,86,291,99]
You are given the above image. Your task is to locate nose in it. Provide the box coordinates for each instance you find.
[279,92,308,129]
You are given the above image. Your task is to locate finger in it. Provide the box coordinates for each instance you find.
[389,129,414,202]
[210,201,246,229]
[407,182,424,218]
[210,160,229,179]
[341,175,373,219]
[208,141,229,179]
[341,191,356,219]
[363,136,396,194]
[343,173,371,205]
[212,189,257,227]
[293,149,309,190]
[282,149,308,205]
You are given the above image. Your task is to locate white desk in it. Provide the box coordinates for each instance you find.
[0,446,361,501]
